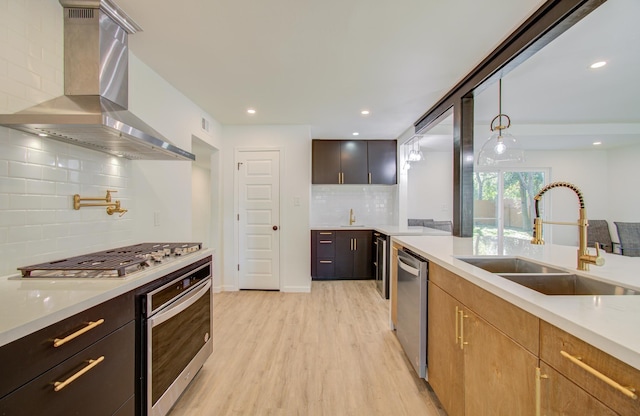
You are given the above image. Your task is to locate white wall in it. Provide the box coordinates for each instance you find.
[407,151,453,222]
[221,125,311,292]
[607,143,640,224]
[0,0,224,277]
[502,149,609,246]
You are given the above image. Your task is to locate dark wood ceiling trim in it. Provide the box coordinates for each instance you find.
[413,0,606,237]
[414,0,606,134]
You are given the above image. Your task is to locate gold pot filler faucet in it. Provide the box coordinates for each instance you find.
[530,181,604,271]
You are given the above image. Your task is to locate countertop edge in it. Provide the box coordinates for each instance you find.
[0,249,213,348]
[392,236,640,371]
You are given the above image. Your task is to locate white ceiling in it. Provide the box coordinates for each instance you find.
[415,0,640,153]
[123,0,543,140]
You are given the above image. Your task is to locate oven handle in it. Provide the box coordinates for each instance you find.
[149,279,211,327]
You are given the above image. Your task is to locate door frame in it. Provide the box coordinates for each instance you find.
[233,146,284,291]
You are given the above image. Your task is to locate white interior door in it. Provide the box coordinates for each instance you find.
[237,150,280,290]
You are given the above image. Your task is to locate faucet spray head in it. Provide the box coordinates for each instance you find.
[531,217,544,244]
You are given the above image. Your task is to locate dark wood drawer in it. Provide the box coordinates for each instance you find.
[316,237,335,258]
[0,291,134,399]
[314,259,335,278]
[540,321,640,416]
[0,321,135,416]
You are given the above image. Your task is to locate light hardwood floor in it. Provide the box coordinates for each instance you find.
[168,280,443,416]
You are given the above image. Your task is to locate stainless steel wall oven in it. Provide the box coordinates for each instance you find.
[137,255,212,416]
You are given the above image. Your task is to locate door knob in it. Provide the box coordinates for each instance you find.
[273,225,279,231]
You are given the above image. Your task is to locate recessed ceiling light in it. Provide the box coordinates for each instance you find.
[352,132,359,136]
[590,61,607,69]
[593,141,602,146]
[361,110,370,115]
[247,108,256,114]
[38,133,48,137]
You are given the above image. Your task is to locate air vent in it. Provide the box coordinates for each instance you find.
[68,8,94,19]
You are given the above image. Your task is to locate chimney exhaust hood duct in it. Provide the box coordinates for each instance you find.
[0,0,195,161]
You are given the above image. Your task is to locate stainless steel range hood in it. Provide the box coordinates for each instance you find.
[0,0,195,161]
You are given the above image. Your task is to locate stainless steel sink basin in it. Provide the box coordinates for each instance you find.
[498,273,640,296]
[456,256,565,274]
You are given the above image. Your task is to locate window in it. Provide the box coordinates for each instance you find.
[473,169,547,251]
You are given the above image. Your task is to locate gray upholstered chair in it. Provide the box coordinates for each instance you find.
[614,222,640,257]
[408,218,433,227]
[428,220,453,232]
[586,220,613,253]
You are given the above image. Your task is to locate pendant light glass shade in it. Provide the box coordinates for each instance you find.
[477,80,524,166]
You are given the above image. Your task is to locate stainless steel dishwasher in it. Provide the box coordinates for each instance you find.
[396,248,428,379]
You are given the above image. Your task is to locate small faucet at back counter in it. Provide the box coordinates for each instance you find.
[349,208,356,225]
[530,181,604,271]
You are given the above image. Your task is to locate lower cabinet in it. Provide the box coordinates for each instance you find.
[428,263,538,416]
[0,292,135,416]
[427,261,640,416]
[539,322,640,416]
[311,230,372,279]
[0,322,135,416]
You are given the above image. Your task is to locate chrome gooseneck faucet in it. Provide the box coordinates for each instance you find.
[530,182,604,271]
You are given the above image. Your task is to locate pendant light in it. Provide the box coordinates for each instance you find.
[406,135,424,162]
[477,79,524,166]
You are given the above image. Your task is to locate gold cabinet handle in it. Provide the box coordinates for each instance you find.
[560,350,638,400]
[319,260,333,264]
[319,232,333,235]
[354,238,357,250]
[535,367,549,416]
[319,240,333,244]
[459,309,468,350]
[368,172,372,184]
[53,319,105,348]
[338,173,341,184]
[53,356,105,392]
[455,306,460,345]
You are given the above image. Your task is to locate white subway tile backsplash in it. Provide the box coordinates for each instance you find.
[0,160,7,175]
[311,185,397,226]
[27,148,56,166]
[0,176,26,193]
[25,209,57,225]
[0,210,26,227]
[8,224,41,243]
[9,194,41,210]
[9,160,42,179]
[42,166,67,182]
[41,195,67,210]
[25,179,56,195]
[55,181,81,196]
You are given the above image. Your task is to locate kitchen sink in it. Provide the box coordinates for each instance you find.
[456,256,565,274]
[497,273,640,296]
[340,224,367,227]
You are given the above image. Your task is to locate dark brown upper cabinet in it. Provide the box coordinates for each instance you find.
[312,139,396,185]
[367,140,397,185]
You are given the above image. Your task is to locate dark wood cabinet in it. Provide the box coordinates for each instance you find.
[311,230,372,279]
[367,140,397,185]
[312,140,341,184]
[0,322,135,416]
[312,140,397,185]
[0,292,135,416]
[340,141,368,184]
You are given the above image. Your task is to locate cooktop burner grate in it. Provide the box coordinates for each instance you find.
[18,242,202,277]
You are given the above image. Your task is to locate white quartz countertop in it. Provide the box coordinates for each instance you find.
[311,224,451,236]
[0,249,213,348]
[391,235,640,370]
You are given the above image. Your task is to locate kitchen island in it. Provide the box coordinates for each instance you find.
[391,235,640,415]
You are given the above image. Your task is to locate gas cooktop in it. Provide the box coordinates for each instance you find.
[18,242,202,278]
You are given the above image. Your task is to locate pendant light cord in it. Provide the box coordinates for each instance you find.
[498,78,502,128]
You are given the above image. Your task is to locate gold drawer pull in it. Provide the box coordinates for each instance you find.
[53,356,105,392]
[560,350,638,400]
[319,260,333,264]
[319,240,333,244]
[319,232,333,235]
[53,319,105,348]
